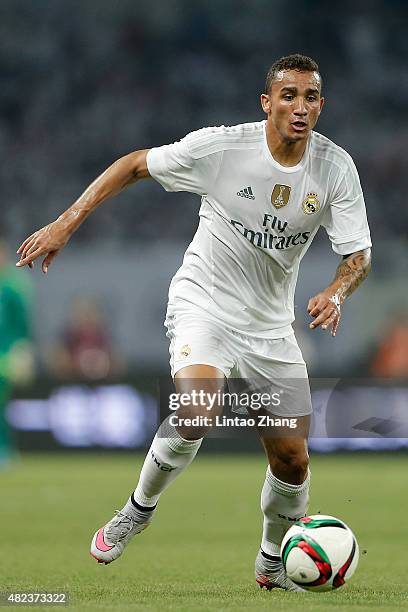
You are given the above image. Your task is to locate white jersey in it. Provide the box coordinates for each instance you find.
[146,121,371,338]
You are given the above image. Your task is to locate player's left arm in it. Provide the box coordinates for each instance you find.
[307,248,371,337]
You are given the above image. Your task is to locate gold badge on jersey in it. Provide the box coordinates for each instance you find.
[271,184,291,209]
[302,192,320,215]
[180,344,191,358]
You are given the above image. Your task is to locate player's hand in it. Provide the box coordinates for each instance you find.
[16,221,70,274]
[307,290,342,337]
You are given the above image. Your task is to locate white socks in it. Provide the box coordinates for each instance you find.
[126,417,203,511]
[260,466,310,556]
[122,417,309,558]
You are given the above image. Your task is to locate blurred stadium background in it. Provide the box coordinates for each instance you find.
[1,1,408,609]
[1,0,407,457]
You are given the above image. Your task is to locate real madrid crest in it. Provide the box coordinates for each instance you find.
[271,184,291,209]
[302,192,320,215]
[180,344,191,358]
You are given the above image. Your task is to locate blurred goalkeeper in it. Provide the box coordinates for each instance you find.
[16,54,371,591]
[0,240,34,465]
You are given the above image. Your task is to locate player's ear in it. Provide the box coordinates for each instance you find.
[260,93,271,114]
[319,97,325,113]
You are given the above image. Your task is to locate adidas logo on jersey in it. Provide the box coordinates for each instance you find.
[237,186,255,200]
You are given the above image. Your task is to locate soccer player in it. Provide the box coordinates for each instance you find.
[16,54,371,591]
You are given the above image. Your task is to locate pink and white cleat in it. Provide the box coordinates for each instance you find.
[255,549,305,592]
[90,508,154,565]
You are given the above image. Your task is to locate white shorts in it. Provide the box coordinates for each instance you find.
[165,310,312,417]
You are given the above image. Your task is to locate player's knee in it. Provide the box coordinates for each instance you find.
[271,447,309,483]
[175,423,213,440]
[173,405,218,440]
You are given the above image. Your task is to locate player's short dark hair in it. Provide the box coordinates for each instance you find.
[265,54,322,94]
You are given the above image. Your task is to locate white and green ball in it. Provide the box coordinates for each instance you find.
[280,514,359,592]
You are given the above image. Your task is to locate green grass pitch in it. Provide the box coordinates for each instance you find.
[1,452,407,611]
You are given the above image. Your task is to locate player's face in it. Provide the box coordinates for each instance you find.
[261,70,324,143]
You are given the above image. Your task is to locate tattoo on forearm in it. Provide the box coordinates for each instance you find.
[334,249,371,298]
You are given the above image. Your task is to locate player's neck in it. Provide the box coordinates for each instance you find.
[265,123,309,167]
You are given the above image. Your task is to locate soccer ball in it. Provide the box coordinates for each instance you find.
[280,514,359,592]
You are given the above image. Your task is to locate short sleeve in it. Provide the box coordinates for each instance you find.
[322,155,372,255]
[146,129,223,196]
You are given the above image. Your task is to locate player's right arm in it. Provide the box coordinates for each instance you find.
[16,149,151,273]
